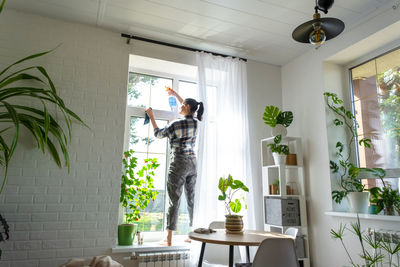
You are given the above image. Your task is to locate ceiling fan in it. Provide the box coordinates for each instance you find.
[292,0,345,46]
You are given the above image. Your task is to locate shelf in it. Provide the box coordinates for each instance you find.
[263,165,303,169]
[325,211,400,222]
[264,194,304,199]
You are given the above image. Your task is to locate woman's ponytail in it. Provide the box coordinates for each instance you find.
[197,102,204,121]
[184,98,204,121]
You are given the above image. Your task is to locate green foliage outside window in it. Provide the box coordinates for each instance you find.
[120,150,160,223]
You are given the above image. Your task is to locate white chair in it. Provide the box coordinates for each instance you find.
[202,221,241,266]
[250,238,299,267]
[284,227,299,239]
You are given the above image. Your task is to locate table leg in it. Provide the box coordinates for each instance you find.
[198,242,206,267]
[229,245,234,267]
[246,246,250,263]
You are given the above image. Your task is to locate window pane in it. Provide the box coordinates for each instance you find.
[179,81,198,100]
[351,50,400,169]
[128,116,168,232]
[128,73,172,111]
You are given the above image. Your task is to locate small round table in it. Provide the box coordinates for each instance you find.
[189,230,289,267]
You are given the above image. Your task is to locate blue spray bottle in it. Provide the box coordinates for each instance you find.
[166,86,178,113]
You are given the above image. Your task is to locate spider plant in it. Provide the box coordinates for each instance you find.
[0,0,86,194]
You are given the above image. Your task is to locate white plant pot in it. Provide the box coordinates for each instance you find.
[271,124,287,137]
[347,192,369,213]
[272,153,287,165]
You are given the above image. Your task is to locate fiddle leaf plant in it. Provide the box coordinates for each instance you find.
[324,92,386,203]
[218,174,249,216]
[120,150,160,224]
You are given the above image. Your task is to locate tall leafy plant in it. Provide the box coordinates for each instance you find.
[324,92,385,203]
[0,0,86,258]
[331,216,400,266]
[0,0,86,193]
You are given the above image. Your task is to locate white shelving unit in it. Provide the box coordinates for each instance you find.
[261,136,310,267]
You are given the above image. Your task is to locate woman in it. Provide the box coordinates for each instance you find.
[145,89,204,246]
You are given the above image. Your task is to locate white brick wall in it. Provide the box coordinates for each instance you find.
[0,8,129,266]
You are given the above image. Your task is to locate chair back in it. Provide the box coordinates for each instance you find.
[284,227,299,239]
[209,221,225,229]
[252,238,299,267]
[203,221,239,266]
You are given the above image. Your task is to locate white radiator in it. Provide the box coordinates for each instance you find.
[135,250,190,267]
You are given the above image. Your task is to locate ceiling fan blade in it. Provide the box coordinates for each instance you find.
[292,17,345,43]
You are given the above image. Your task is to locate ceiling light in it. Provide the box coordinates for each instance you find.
[292,0,345,46]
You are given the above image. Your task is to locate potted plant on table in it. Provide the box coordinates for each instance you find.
[217,174,249,234]
[324,92,386,213]
[263,105,293,137]
[119,150,159,245]
[266,135,290,165]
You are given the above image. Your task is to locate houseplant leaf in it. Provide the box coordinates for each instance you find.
[276,111,293,127]
[263,105,280,127]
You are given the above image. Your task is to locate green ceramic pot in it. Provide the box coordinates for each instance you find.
[118,224,138,245]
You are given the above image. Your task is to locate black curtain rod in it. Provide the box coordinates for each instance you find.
[121,33,247,62]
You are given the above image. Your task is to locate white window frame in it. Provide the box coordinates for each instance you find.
[348,49,400,180]
[123,68,199,238]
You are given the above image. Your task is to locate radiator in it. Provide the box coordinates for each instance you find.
[134,250,190,267]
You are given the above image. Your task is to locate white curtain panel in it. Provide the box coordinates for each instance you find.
[190,52,256,265]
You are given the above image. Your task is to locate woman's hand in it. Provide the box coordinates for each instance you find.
[145,108,154,119]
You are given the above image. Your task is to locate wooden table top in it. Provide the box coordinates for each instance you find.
[188,230,289,246]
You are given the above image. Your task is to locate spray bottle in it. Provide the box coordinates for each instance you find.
[165,86,178,113]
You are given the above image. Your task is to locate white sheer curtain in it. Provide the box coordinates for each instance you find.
[190,52,256,265]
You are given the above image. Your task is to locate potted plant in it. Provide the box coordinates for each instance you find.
[119,150,159,245]
[263,105,293,137]
[369,182,400,216]
[331,216,400,266]
[0,0,87,257]
[217,174,249,234]
[324,92,386,213]
[267,135,289,165]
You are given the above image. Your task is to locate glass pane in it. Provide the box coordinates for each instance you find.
[128,116,168,232]
[128,73,172,111]
[151,78,173,111]
[179,81,198,100]
[351,49,400,169]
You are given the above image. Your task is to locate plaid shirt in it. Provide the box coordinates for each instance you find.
[154,116,198,155]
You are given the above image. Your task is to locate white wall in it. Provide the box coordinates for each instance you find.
[246,61,281,230]
[0,8,282,267]
[282,3,400,267]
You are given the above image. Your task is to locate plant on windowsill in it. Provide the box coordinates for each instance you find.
[263,105,293,137]
[324,92,386,213]
[0,0,87,258]
[218,174,249,234]
[369,181,400,216]
[119,149,159,245]
[267,135,290,165]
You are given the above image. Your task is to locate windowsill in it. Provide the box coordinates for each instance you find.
[325,211,400,222]
[112,241,191,254]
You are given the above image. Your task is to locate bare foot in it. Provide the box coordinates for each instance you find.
[158,240,172,246]
[158,230,172,246]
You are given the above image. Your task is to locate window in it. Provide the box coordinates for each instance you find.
[124,55,213,235]
[350,47,400,190]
